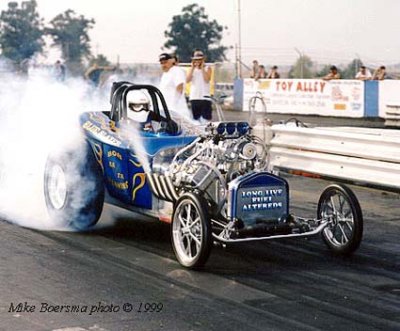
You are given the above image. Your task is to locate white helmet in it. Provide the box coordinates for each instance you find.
[126,90,150,122]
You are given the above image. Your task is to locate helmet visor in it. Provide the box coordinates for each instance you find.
[128,103,145,112]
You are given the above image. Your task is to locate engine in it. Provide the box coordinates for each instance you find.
[152,122,267,216]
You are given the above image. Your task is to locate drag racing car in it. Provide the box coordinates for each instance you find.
[44,82,363,268]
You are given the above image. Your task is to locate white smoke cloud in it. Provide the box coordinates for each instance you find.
[0,63,107,230]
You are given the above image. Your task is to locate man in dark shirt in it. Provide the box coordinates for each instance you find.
[85,63,115,87]
[54,60,66,81]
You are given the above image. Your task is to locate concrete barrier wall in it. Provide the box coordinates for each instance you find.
[364,80,379,117]
[233,78,244,111]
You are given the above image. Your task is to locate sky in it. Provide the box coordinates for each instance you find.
[4,0,400,66]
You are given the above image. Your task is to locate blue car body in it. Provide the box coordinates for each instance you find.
[80,111,197,213]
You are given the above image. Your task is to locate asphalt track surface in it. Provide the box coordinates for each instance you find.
[1,113,399,331]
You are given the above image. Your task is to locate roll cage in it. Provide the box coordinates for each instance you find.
[108,81,178,133]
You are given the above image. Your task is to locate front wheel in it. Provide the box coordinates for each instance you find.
[317,184,363,255]
[171,193,212,268]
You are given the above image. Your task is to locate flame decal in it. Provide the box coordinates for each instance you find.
[132,173,146,201]
[90,142,103,171]
[129,158,142,168]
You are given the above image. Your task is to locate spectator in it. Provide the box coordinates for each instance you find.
[54,60,66,81]
[323,65,340,80]
[159,53,188,118]
[186,50,212,123]
[171,53,187,85]
[355,65,372,80]
[250,60,259,78]
[171,53,180,66]
[256,65,267,79]
[267,65,280,79]
[372,66,386,80]
[171,53,191,119]
[84,63,115,87]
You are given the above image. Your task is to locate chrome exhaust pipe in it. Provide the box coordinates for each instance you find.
[159,175,173,202]
[146,173,161,198]
[165,175,179,201]
[152,173,166,200]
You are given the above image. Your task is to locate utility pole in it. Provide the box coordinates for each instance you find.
[294,48,303,78]
[235,44,238,78]
[237,0,242,78]
[355,53,361,77]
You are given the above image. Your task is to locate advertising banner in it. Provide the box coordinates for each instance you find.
[243,79,364,117]
[378,80,400,118]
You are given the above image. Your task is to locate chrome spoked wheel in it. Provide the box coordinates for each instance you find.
[174,201,202,260]
[172,194,211,268]
[318,184,363,255]
[47,164,67,210]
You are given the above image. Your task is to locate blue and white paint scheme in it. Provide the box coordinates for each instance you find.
[80,111,196,210]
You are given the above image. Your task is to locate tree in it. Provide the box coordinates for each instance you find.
[288,55,314,78]
[341,58,363,79]
[89,54,111,67]
[46,9,94,73]
[316,64,341,78]
[0,0,45,69]
[163,4,228,62]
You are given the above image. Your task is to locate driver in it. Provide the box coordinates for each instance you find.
[124,88,179,135]
[126,90,153,131]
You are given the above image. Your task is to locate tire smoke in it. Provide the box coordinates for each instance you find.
[0,65,107,230]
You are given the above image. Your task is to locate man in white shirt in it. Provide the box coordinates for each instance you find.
[355,66,372,81]
[172,54,186,81]
[186,50,212,123]
[159,53,189,119]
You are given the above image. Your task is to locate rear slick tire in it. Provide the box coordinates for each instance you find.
[44,142,104,230]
